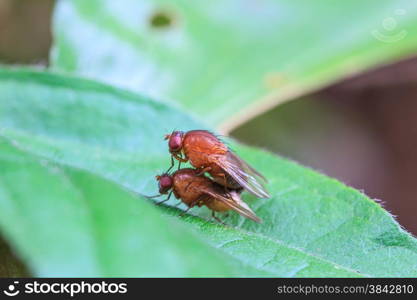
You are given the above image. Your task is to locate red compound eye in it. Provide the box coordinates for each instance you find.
[158,174,173,193]
[168,131,183,152]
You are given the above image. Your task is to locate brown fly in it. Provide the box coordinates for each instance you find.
[154,168,261,223]
[164,130,270,198]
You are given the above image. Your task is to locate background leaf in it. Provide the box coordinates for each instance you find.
[51,0,417,131]
[0,237,28,277]
[0,69,416,277]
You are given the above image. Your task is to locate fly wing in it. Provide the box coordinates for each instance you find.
[213,151,270,198]
[200,187,262,223]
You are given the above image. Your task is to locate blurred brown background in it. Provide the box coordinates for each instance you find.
[1,0,416,235]
[234,58,417,235]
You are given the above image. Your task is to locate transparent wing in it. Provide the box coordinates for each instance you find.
[201,187,262,223]
[214,151,270,198]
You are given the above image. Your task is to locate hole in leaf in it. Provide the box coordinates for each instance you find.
[149,10,175,29]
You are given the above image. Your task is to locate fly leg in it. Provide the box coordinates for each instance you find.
[179,206,192,217]
[218,173,233,198]
[144,194,161,199]
[177,153,187,170]
[156,191,172,205]
[211,211,226,225]
[173,153,188,163]
[179,199,196,217]
[165,156,176,173]
[172,153,188,171]
[195,166,211,176]
[179,195,205,217]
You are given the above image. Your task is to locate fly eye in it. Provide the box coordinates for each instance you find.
[169,134,182,152]
[158,175,173,193]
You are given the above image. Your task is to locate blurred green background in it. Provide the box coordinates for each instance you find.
[1,0,417,237]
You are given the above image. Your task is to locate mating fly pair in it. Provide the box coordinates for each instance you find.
[153,130,270,223]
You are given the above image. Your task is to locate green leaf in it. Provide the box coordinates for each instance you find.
[51,0,417,130]
[0,69,416,277]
